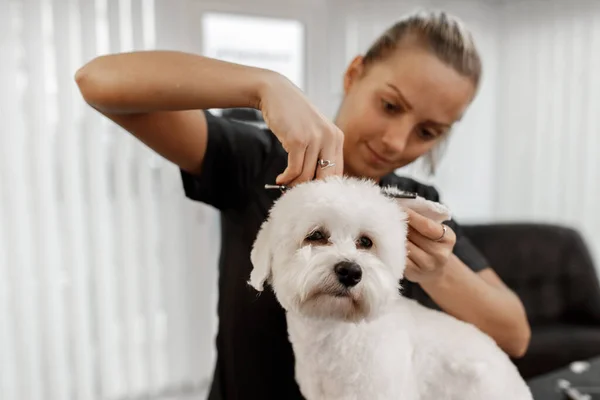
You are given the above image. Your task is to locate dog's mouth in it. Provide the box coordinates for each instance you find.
[298,284,369,322]
[306,285,355,301]
[331,288,351,298]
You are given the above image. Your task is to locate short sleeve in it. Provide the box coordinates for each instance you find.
[180,110,276,210]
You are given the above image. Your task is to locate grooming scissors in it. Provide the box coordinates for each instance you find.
[557,379,592,400]
[264,184,289,193]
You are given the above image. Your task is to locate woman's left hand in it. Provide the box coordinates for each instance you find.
[403,208,457,284]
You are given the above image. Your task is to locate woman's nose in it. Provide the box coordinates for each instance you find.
[381,121,412,154]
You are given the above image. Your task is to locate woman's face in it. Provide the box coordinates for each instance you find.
[335,42,477,180]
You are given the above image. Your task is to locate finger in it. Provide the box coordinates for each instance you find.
[406,241,434,272]
[404,208,451,242]
[291,141,320,185]
[407,226,443,253]
[334,129,344,176]
[404,258,420,282]
[276,145,306,185]
[406,258,418,270]
[315,129,341,180]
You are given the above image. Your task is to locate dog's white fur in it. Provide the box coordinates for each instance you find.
[249,176,533,400]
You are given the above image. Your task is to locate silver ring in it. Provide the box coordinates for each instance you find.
[435,225,447,242]
[318,159,335,169]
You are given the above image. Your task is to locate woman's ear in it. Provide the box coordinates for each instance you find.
[249,218,274,292]
[343,55,365,95]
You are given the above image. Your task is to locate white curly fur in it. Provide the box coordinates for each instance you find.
[249,176,532,400]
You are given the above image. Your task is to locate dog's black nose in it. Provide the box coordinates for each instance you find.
[334,261,362,287]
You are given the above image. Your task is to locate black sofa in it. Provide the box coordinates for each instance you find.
[463,223,600,379]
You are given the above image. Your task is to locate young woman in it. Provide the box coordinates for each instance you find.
[76,11,531,400]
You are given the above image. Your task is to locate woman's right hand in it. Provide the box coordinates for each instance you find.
[258,73,344,186]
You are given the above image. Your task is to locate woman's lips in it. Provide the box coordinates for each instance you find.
[365,144,392,165]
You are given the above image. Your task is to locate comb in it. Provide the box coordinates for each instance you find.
[382,190,417,199]
[265,183,418,199]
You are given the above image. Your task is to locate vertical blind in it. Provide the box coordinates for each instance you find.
[0,0,217,399]
[494,0,600,264]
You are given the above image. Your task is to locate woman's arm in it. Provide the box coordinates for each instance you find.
[75,51,271,174]
[75,50,343,182]
[420,256,531,358]
[404,208,531,358]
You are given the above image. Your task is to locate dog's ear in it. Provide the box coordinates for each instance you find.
[381,186,451,223]
[249,218,274,292]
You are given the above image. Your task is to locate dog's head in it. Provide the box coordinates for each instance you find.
[249,176,450,322]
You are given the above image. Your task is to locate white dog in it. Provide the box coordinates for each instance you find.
[249,176,533,400]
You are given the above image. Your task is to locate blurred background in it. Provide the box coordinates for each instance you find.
[0,0,599,399]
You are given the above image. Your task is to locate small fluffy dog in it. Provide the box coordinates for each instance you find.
[249,176,533,400]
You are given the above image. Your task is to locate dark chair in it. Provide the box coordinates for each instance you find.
[462,223,600,379]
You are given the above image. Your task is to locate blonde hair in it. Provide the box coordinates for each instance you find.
[363,10,482,174]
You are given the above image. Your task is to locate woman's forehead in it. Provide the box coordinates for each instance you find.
[368,50,476,123]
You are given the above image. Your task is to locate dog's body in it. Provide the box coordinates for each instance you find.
[249,176,532,400]
[288,298,530,400]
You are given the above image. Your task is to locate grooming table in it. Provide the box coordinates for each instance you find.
[527,356,600,399]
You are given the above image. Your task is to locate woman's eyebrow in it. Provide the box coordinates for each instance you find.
[386,83,413,111]
[425,120,452,129]
[387,83,456,128]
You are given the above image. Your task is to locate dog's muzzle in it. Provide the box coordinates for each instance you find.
[334,261,362,287]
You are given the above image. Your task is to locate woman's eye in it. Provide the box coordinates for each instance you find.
[418,128,437,141]
[306,230,326,241]
[357,236,373,249]
[382,99,400,114]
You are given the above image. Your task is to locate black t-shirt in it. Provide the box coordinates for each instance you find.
[180,111,490,400]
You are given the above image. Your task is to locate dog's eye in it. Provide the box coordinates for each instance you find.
[357,236,373,249]
[306,230,326,242]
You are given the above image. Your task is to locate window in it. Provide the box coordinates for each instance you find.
[202,11,305,121]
